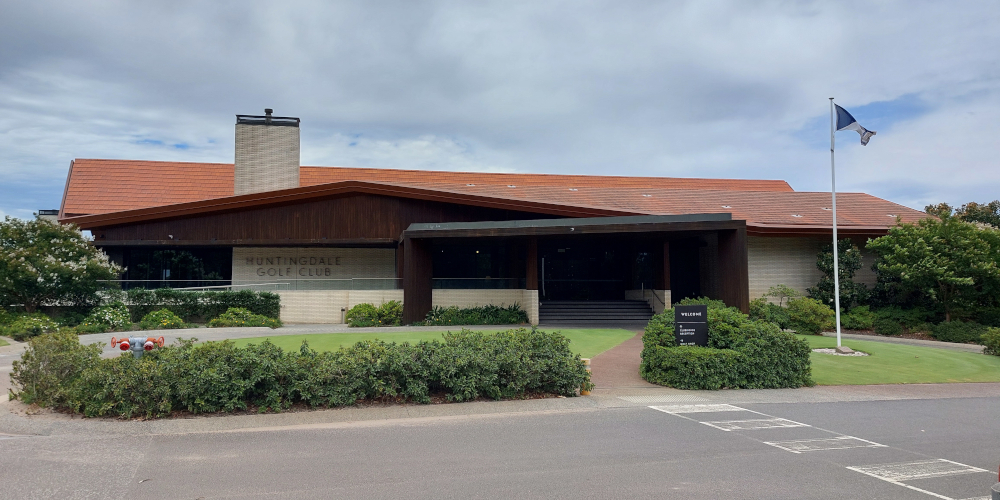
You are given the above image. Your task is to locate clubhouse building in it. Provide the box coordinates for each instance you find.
[57,110,927,324]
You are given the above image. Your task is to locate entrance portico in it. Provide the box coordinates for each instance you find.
[400,214,749,324]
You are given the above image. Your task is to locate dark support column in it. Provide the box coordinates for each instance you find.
[396,241,404,280]
[662,241,671,291]
[526,237,538,290]
[653,240,671,290]
[717,228,750,313]
[402,237,433,324]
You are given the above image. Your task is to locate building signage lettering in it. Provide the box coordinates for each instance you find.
[674,304,708,347]
[247,256,342,277]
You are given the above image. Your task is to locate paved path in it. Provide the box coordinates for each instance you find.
[823,331,986,353]
[588,332,659,389]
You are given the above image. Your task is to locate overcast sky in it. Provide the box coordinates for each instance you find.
[1,1,998,219]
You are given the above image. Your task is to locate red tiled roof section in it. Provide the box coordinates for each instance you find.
[62,159,233,216]
[374,182,926,228]
[299,166,793,192]
[61,159,926,231]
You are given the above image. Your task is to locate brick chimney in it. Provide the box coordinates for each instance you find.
[234,108,300,195]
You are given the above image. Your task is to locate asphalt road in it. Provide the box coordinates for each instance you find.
[1,394,998,499]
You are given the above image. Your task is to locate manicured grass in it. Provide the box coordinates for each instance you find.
[231,328,637,359]
[0,337,8,347]
[799,335,1000,385]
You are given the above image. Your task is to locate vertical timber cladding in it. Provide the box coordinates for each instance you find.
[232,248,396,287]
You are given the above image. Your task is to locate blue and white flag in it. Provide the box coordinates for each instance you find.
[835,104,876,146]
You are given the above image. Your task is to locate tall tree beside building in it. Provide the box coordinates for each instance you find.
[807,238,869,310]
[867,215,1000,322]
[0,217,122,312]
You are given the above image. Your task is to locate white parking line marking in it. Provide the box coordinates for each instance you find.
[619,395,709,404]
[700,418,810,431]
[763,436,886,453]
[846,459,991,500]
[648,404,748,414]
[847,459,988,482]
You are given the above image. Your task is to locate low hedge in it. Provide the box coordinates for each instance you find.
[930,320,988,344]
[422,304,528,326]
[122,289,280,322]
[10,328,592,419]
[640,298,813,390]
[208,307,282,328]
[346,301,402,327]
[76,302,133,334]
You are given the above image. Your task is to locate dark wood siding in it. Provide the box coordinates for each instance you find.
[94,194,557,245]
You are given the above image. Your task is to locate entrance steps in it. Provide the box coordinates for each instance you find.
[538,300,654,325]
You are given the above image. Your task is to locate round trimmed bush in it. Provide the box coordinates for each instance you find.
[78,302,132,333]
[983,327,1000,356]
[873,317,904,336]
[786,297,834,335]
[138,309,187,330]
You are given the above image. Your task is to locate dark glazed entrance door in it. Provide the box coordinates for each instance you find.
[539,239,629,301]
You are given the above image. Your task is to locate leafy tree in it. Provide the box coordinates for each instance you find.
[0,217,122,312]
[867,216,1000,321]
[956,200,1000,228]
[764,284,799,307]
[925,200,1000,228]
[807,238,869,310]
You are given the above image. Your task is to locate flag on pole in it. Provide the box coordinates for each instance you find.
[835,104,876,145]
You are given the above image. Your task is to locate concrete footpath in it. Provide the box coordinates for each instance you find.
[822,331,986,353]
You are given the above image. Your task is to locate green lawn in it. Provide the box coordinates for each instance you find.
[231,328,637,359]
[0,337,8,347]
[800,335,1000,385]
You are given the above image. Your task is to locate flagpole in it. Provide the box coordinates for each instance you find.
[829,98,842,347]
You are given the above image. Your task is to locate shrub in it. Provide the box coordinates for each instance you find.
[640,304,813,390]
[423,304,528,326]
[345,301,402,327]
[983,328,1000,356]
[9,328,591,419]
[77,302,133,333]
[138,309,188,330]
[841,305,876,330]
[873,317,904,336]
[1,313,61,341]
[786,297,834,335]
[749,297,791,330]
[930,320,988,344]
[9,330,101,407]
[123,289,281,322]
[208,307,282,328]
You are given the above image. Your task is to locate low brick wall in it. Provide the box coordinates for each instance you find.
[277,289,403,324]
[432,289,539,325]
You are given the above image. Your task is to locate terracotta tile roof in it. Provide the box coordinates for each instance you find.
[60,159,927,232]
[299,166,793,192]
[61,159,233,217]
[60,159,790,217]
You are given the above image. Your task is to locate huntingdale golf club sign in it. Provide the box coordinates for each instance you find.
[245,255,342,277]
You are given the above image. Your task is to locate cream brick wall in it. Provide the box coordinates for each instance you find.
[432,289,538,325]
[276,290,349,324]
[277,289,404,324]
[748,236,824,301]
[235,123,299,195]
[233,247,396,288]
